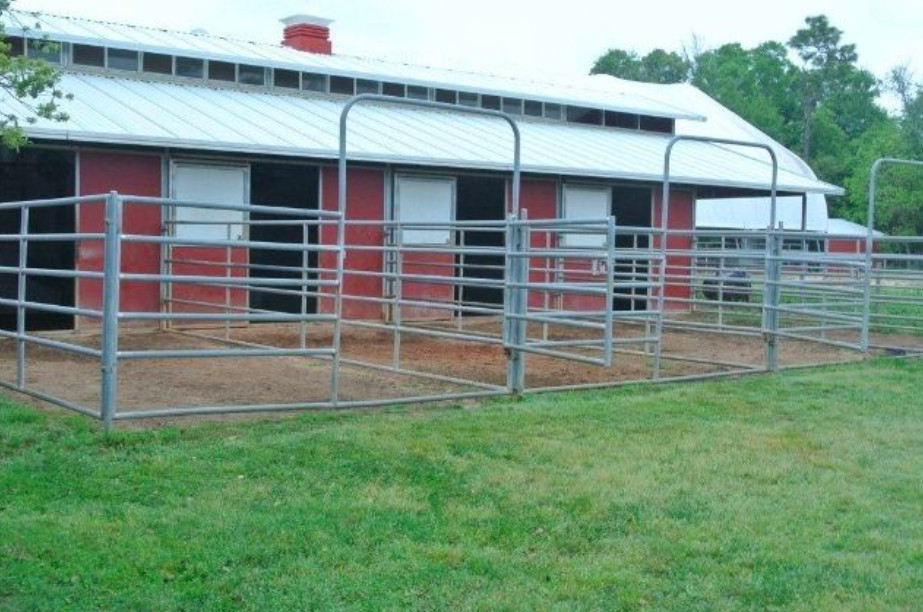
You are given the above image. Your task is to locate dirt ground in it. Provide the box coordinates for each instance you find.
[1,315,920,424]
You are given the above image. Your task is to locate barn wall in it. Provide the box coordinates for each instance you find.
[77,150,163,318]
[168,246,249,316]
[654,189,695,310]
[520,179,559,310]
[513,181,697,314]
[73,147,701,325]
[319,165,385,320]
[827,238,866,255]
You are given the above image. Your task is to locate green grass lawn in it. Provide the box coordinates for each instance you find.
[688,284,923,337]
[2,360,923,611]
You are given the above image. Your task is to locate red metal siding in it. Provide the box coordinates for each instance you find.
[169,246,248,315]
[400,251,455,320]
[520,178,557,220]
[520,179,562,311]
[653,189,694,310]
[320,166,385,320]
[77,151,162,317]
[828,238,866,255]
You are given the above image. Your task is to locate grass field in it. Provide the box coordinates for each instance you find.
[2,359,922,611]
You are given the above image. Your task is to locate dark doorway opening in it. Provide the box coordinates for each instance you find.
[611,185,652,312]
[0,148,76,331]
[249,163,319,315]
[455,176,506,309]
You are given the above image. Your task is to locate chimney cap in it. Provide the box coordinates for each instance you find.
[281,14,334,28]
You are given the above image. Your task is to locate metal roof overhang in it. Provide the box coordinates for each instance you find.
[4,74,843,196]
[1,10,703,121]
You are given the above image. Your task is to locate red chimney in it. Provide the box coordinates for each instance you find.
[281,14,334,55]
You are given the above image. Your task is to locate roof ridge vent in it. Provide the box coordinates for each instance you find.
[281,14,334,55]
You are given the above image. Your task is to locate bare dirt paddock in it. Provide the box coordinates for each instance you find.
[3,315,920,425]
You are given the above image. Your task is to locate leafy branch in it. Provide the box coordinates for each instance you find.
[1,0,72,150]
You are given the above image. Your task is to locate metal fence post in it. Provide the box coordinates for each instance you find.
[161,210,172,332]
[224,224,232,341]
[457,229,466,330]
[393,219,404,369]
[300,222,309,349]
[762,223,781,371]
[652,157,671,380]
[603,215,616,367]
[100,192,123,430]
[505,211,528,394]
[330,182,346,407]
[542,231,551,342]
[718,235,726,328]
[16,206,30,390]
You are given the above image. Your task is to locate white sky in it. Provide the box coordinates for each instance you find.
[12,0,923,87]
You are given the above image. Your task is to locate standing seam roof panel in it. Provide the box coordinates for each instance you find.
[3,73,842,194]
[1,9,702,120]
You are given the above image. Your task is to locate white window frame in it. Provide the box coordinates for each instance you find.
[562,184,611,248]
[394,174,456,246]
[170,162,250,242]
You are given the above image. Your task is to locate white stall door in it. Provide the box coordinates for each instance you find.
[395,175,455,245]
[172,164,248,241]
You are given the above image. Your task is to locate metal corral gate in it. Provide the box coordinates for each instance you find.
[0,193,343,428]
[657,142,923,370]
[1,99,921,428]
[339,95,623,394]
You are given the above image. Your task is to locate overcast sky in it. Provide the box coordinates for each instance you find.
[12,0,923,87]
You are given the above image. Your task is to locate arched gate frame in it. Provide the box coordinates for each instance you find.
[659,136,780,374]
[863,158,923,352]
[337,95,527,394]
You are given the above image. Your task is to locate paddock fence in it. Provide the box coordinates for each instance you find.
[1,107,922,428]
[1,190,921,429]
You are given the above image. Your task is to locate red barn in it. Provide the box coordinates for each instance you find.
[0,10,841,331]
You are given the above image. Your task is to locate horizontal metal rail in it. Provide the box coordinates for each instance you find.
[0,329,102,357]
[0,186,920,428]
[111,390,509,421]
[128,195,342,218]
[117,347,336,360]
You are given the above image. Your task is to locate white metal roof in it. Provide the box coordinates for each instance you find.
[1,9,702,121]
[587,75,838,225]
[675,83,834,233]
[0,72,841,194]
[696,197,829,231]
[827,218,883,237]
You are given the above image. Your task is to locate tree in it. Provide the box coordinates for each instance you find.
[637,49,691,84]
[591,48,690,84]
[0,0,69,150]
[591,49,645,82]
[587,15,913,235]
[788,15,869,161]
[690,42,801,148]
[901,90,923,157]
[842,120,923,236]
[889,66,923,156]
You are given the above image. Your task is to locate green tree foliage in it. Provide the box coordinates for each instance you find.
[591,48,690,84]
[691,42,801,148]
[789,16,869,159]
[785,17,887,214]
[839,70,923,237]
[590,14,920,235]
[0,0,69,150]
[890,66,923,156]
[842,122,923,235]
